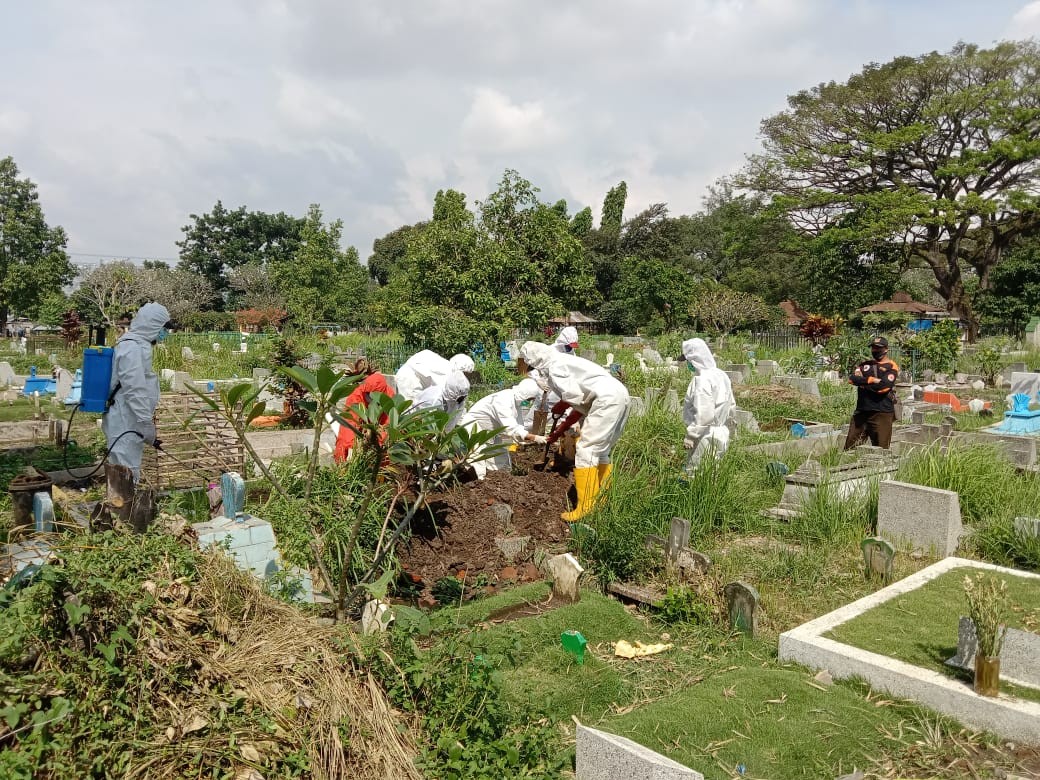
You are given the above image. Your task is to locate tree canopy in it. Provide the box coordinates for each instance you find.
[374,170,597,347]
[176,202,304,310]
[0,157,74,326]
[743,40,1040,339]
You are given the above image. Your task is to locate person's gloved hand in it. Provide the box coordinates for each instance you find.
[530,435,547,445]
[139,422,157,445]
[551,400,570,416]
[152,438,163,451]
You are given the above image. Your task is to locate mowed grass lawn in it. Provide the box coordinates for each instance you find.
[433,584,992,779]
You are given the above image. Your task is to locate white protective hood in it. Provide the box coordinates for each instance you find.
[127,302,170,344]
[449,353,475,372]
[554,326,579,351]
[511,377,541,403]
[518,341,557,371]
[682,338,717,371]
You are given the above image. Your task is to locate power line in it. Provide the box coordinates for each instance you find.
[67,251,179,262]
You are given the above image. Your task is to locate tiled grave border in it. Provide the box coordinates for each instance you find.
[778,556,1040,743]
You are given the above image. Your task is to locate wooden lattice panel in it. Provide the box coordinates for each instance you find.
[139,393,244,491]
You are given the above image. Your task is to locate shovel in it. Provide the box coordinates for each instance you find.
[534,412,563,471]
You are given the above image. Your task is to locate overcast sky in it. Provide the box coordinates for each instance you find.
[3,1,1040,267]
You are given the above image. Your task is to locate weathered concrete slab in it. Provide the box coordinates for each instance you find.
[576,725,703,780]
[779,557,1040,745]
[877,481,963,557]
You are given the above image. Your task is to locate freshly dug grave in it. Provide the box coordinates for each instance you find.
[396,446,574,596]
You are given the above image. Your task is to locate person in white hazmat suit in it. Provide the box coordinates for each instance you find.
[99,302,170,530]
[523,326,578,428]
[553,326,580,353]
[459,378,547,479]
[411,369,471,430]
[681,338,735,474]
[518,341,630,522]
[394,350,474,402]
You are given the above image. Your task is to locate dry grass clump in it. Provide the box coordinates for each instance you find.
[127,552,422,780]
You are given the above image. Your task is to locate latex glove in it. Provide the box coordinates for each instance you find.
[152,438,163,451]
[530,435,547,445]
[551,400,570,416]
[139,422,157,445]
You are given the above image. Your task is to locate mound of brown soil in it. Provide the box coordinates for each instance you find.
[397,446,574,591]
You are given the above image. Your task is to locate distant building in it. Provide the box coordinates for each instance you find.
[546,311,603,335]
[857,292,950,331]
[778,300,810,327]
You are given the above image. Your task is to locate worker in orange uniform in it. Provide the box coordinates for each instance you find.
[844,336,900,450]
[333,359,396,462]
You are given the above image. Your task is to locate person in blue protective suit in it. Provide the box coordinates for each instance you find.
[97,302,170,530]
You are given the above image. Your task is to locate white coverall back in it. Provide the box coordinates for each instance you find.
[681,338,735,471]
[395,350,451,402]
[102,303,169,481]
[459,378,540,478]
[519,342,630,469]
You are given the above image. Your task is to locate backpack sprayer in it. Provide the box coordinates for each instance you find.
[61,344,179,477]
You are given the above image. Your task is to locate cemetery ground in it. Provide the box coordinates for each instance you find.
[2,335,1040,777]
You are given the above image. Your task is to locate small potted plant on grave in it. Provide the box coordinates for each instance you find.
[963,573,1010,697]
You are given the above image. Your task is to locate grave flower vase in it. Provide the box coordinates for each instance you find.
[974,655,1000,697]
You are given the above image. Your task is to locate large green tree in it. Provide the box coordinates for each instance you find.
[0,157,73,326]
[743,41,1040,339]
[176,202,304,309]
[975,232,1040,333]
[684,183,808,302]
[389,170,596,338]
[270,204,368,326]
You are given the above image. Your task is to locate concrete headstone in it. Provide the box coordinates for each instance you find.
[724,581,760,636]
[731,409,760,432]
[641,348,664,366]
[181,347,195,361]
[877,480,963,557]
[628,397,646,418]
[756,359,779,377]
[494,535,530,561]
[663,389,680,413]
[548,552,584,601]
[644,388,659,407]
[0,362,17,386]
[361,599,392,634]
[54,369,73,402]
[777,375,821,398]
[1014,516,1040,539]
[725,370,744,387]
[947,616,1040,689]
[575,725,703,780]
[171,371,192,392]
[728,363,751,381]
[220,471,246,517]
[1010,371,1040,399]
[32,491,55,533]
[860,537,895,583]
[489,503,513,527]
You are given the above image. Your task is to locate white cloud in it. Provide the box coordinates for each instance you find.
[275,72,360,132]
[0,0,1032,262]
[461,88,563,153]
[1008,1,1040,36]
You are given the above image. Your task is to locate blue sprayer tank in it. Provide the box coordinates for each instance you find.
[80,347,114,413]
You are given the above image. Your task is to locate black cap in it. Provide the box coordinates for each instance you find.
[870,336,889,348]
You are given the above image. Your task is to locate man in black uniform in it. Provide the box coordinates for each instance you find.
[844,336,900,450]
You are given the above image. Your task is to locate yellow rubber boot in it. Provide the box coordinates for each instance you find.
[596,463,613,492]
[561,467,600,522]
